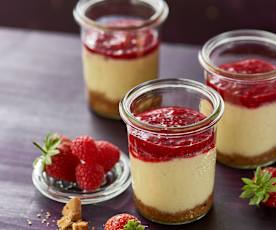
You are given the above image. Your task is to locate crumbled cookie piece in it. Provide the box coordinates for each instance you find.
[57,216,73,230]
[62,197,82,222]
[72,221,89,230]
[57,197,89,230]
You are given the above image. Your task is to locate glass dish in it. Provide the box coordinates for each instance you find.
[32,152,131,204]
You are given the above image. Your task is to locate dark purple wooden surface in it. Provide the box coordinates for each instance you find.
[1,0,276,44]
[0,28,275,230]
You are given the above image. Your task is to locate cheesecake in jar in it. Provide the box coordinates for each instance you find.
[73,0,168,119]
[120,79,224,224]
[199,30,276,168]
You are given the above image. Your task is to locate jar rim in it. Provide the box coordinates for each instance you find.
[73,0,169,31]
[119,78,224,135]
[198,29,276,82]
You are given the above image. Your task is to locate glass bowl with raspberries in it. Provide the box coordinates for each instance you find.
[32,133,131,204]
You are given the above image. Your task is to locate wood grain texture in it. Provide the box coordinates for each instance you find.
[0,28,275,230]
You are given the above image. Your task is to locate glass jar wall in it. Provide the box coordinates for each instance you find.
[199,30,276,168]
[74,0,168,119]
[120,78,224,224]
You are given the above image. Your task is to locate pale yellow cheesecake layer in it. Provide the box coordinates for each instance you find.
[82,47,159,101]
[130,149,216,213]
[216,101,276,157]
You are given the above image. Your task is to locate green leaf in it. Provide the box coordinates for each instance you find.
[44,133,61,151]
[255,167,262,184]
[270,178,276,184]
[269,185,276,193]
[240,190,254,199]
[33,133,62,169]
[124,220,145,230]
[263,193,270,202]
[240,167,275,207]
[255,191,265,202]
[49,138,61,150]
[249,196,261,206]
[242,184,259,192]
[44,133,53,149]
[261,172,272,184]
[48,149,59,157]
[241,178,254,185]
[44,155,52,165]
[256,194,264,205]
[241,185,250,191]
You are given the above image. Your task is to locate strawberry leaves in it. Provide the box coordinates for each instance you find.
[240,167,276,206]
[124,220,145,230]
[33,133,61,168]
[44,133,61,155]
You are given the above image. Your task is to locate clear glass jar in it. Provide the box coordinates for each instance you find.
[199,30,276,169]
[120,79,224,224]
[73,0,168,119]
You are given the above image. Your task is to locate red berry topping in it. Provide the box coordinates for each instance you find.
[71,136,99,164]
[137,106,206,127]
[84,19,159,59]
[129,107,215,162]
[33,133,79,181]
[96,141,120,173]
[240,167,276,208]
[220,59,275,74]
[207,59,276,108]
[75,163,104,191]
[104,213,145,230]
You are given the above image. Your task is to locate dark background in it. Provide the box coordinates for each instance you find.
[1,0,276,45]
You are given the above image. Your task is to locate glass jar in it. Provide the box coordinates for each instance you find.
[120,78,224,224]
[73,0,168,119]
[199,30,276,169]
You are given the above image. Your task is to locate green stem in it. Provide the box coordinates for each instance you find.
[33,142,47,155]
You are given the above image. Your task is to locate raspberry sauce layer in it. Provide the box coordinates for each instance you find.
[129,107,215,162]
[207,59,276,108]
[83,19,159,59]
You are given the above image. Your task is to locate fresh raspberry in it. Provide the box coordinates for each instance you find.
[104,213,145,230]
[96,141,120,173]
[33,133,79,181]
[71,136,99,163]
[45,153,79,181]
[75,163,104,191]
